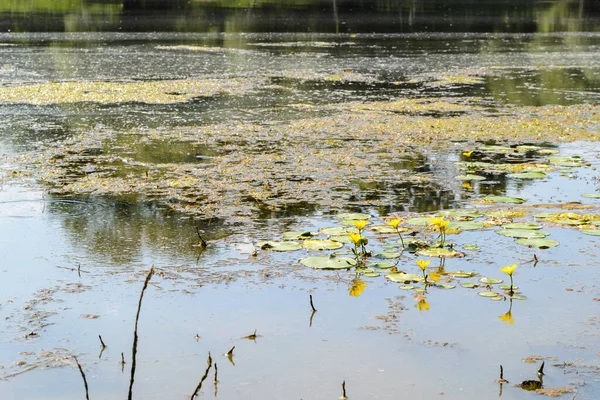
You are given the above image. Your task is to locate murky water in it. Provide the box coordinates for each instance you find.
[1,3,600,400]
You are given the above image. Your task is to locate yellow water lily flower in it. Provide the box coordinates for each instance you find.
[428,272,441,282]
[462,182,473,190]
[463,150,474,157]
[500,264,517,276]
[349,278,367,297]
[430,217,449,229]
[498,311,514,325]
[387,217,403,228]
[348,232,362,245]
[353,220,369,231]
[416,259,431,271]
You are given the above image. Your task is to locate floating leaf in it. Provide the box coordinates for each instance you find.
[461,282,477,288]
[447,221,484,231]
[580,229,600,236]
[399,285,415,290]
[448,271,478,278]
[386,273,424,283]
[302,239,344,250]
[368,224,400,234]
[506,171,547,179]
[510,294,528,300]
[417,247,464,258]
[282,231,314,240]
[336,212,371,220]
[479,277,503,284]
[486,210,527,218]
[300,256,357,270]
[489,296,504,301]
[582,193,600,199]
[373,252,401,259]
[363,272,381,278]
[502,222,541,230]
[436,283,456,290]
[439,209,483,219]
[328,235,352,244]
[255,241,302,251]
[536,148,559,155]
[548,156,584,167]
[496,229,549,238]
[532,212,555,219]
[320,226,354,235]
[405,217,433,226]
[414,288,427,293]
[456,174,486,181]
[500,285,519,290]
[367,261,396,269]
[516,238,559,248]
[463,244,480,251]
[484,196,526,204]
[478,291,500,297]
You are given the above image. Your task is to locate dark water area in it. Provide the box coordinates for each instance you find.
[1,0,600,33]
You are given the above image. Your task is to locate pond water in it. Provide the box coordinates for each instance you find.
[1,3,600,400]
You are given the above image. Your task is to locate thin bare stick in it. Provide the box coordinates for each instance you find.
[99,335,107,349]
[191,353,213,399]
[309,295,317,312]
[341,380,347,399]
[213,362,218,383]
[127,267,155,400]
[73,356,90,400]
[226,346,235,366]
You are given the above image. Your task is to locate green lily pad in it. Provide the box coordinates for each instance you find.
[282,231,314,240]
[516,145,542,151]
[555,219,585,226]
[460,282,477,288]
[456,174,486,181]
[484,196,526,204]
[536,148,559,155]
[447,221,485,231]
[300,256,357,270]
[436,284,456,290]
[478,291,500,297]
[506,171,547,179]
[414,288,427,293]
[399,285,415,290]
[500,285,519,290]
[255,241,302,251]
[302,239,344,250]
[479,277,503,284]
[367,261,396,269]
[448,271,478,278]
[496,229,549,239]
[405,217,433,226]
[580,229,600,236]
[386,273,424,283]
[320,226,354,235]
[373,252,401,259]
[532,212,555,219]
[328,235,352,244]
[463,244,480,251]
[548,156,583,167]
[368,224,400,234]
[486,210,527,219]
[339,219,371,227]
[336,212,371,220]
[489,296,504,301]
[417,247,465,258]
[439,210,483,219]
[363,272,381,278]
[502,222,542,230]
[516,238,559,248]
[510,294,528,300]
[479,145,512,153]
[582,193,600,199]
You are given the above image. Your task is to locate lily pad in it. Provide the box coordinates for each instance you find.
[436,283,456,289]
[405,217,433,226]
[500,285,519,290]
[456,174,486,181]
[447,221,485,231]
[439,209,483,219]
[336,212,371,220]
[582,193,600,199]
[463,244,480,251]
[478,291,500,297]
[486,210,527,218]
[580,229,600,236]
[502,222,541,230]
[386,273,424,283]
[302,239,344,250]
[320,226,354,235]
[496,229,549,239]
[555,219,585,226]
[516,238,559,248]
[300,256,357,270]
[479,277,503,284]
[363,272,381,278]
[484,196,526,204]
[328,235,352,244]
[399,285,415,290]
[506,171,547,179]
[255,241,302,251]
[282,231,314,240]
[417,247,464,258]
[510,294,528,300]
[373,252,401,259]
[448,271,478,278]
[368,224,400,234]
[460,282,477,288]
[367,261,396,269]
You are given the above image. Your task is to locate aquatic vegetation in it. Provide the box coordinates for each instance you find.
[416,259,431,283]
[429,217,449,248]
[349,278,367,297]
[387,217,405,247]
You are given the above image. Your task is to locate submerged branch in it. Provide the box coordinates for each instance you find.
[191,353,213,399]
[74,356,90,400]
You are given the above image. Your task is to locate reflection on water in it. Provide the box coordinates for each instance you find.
[0,0,599,33]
